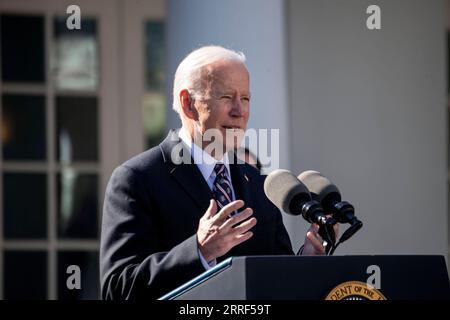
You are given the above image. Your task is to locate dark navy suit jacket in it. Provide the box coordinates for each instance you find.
[100,130,293,300]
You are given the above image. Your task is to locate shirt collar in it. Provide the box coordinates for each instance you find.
[179,127,231,182]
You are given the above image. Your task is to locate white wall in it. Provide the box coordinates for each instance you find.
[287,0,448,257]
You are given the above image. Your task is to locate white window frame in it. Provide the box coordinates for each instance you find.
[0,0,123,300]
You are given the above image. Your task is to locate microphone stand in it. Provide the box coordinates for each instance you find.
[318,222,336,255]
[328,220,363,255]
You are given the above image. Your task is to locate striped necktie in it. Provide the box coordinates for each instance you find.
[212,163,234,211]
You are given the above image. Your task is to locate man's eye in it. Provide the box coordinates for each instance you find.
[241,97,250,102]
[221,95,232,100]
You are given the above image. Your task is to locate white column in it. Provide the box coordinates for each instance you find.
[166,0,291,172]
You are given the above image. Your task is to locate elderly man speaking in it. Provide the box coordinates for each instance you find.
[100,45,335,300]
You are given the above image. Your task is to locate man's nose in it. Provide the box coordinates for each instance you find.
[230,97,244,117]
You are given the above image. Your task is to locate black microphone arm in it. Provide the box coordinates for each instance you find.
[298,170,363,252]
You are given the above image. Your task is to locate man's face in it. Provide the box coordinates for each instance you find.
[192,60,250,154]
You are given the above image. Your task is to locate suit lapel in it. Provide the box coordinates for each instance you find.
[229,152,254,213]
[159,130,212,213]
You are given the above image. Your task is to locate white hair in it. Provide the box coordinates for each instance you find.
[172,45,247,114]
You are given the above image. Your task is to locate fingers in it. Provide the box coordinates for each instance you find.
[310,223,320,238]
[306,225,325,254]
[204,199,218,219]
[199,199,256,261]
[232,217,257,235]
[333,223,339,240]
[231,231,254,247]
[311,223,325,244]
[306,232,325,254]
[220,207,253,230]
[213,200,245,224]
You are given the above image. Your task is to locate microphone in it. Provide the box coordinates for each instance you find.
[264,169,337,252]
[297,170,363,247]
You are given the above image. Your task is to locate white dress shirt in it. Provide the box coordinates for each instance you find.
[178,128,236,270]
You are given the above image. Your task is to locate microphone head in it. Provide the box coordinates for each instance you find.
[297,170,341,203]
[264,169,311,215]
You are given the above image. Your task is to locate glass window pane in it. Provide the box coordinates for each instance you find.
[57,172,98,239]
[143,92,166,148]
[144,21,165,91]
[0,14,45,83]
[143,21,167,149]
[3,173,47,239]
[56,96,98,162]
[53,17,98,91]
[2,94,46,160]
[57,251,99,299]
[4,251,47,299]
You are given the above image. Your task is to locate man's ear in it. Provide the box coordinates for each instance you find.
[179,89,198,120]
